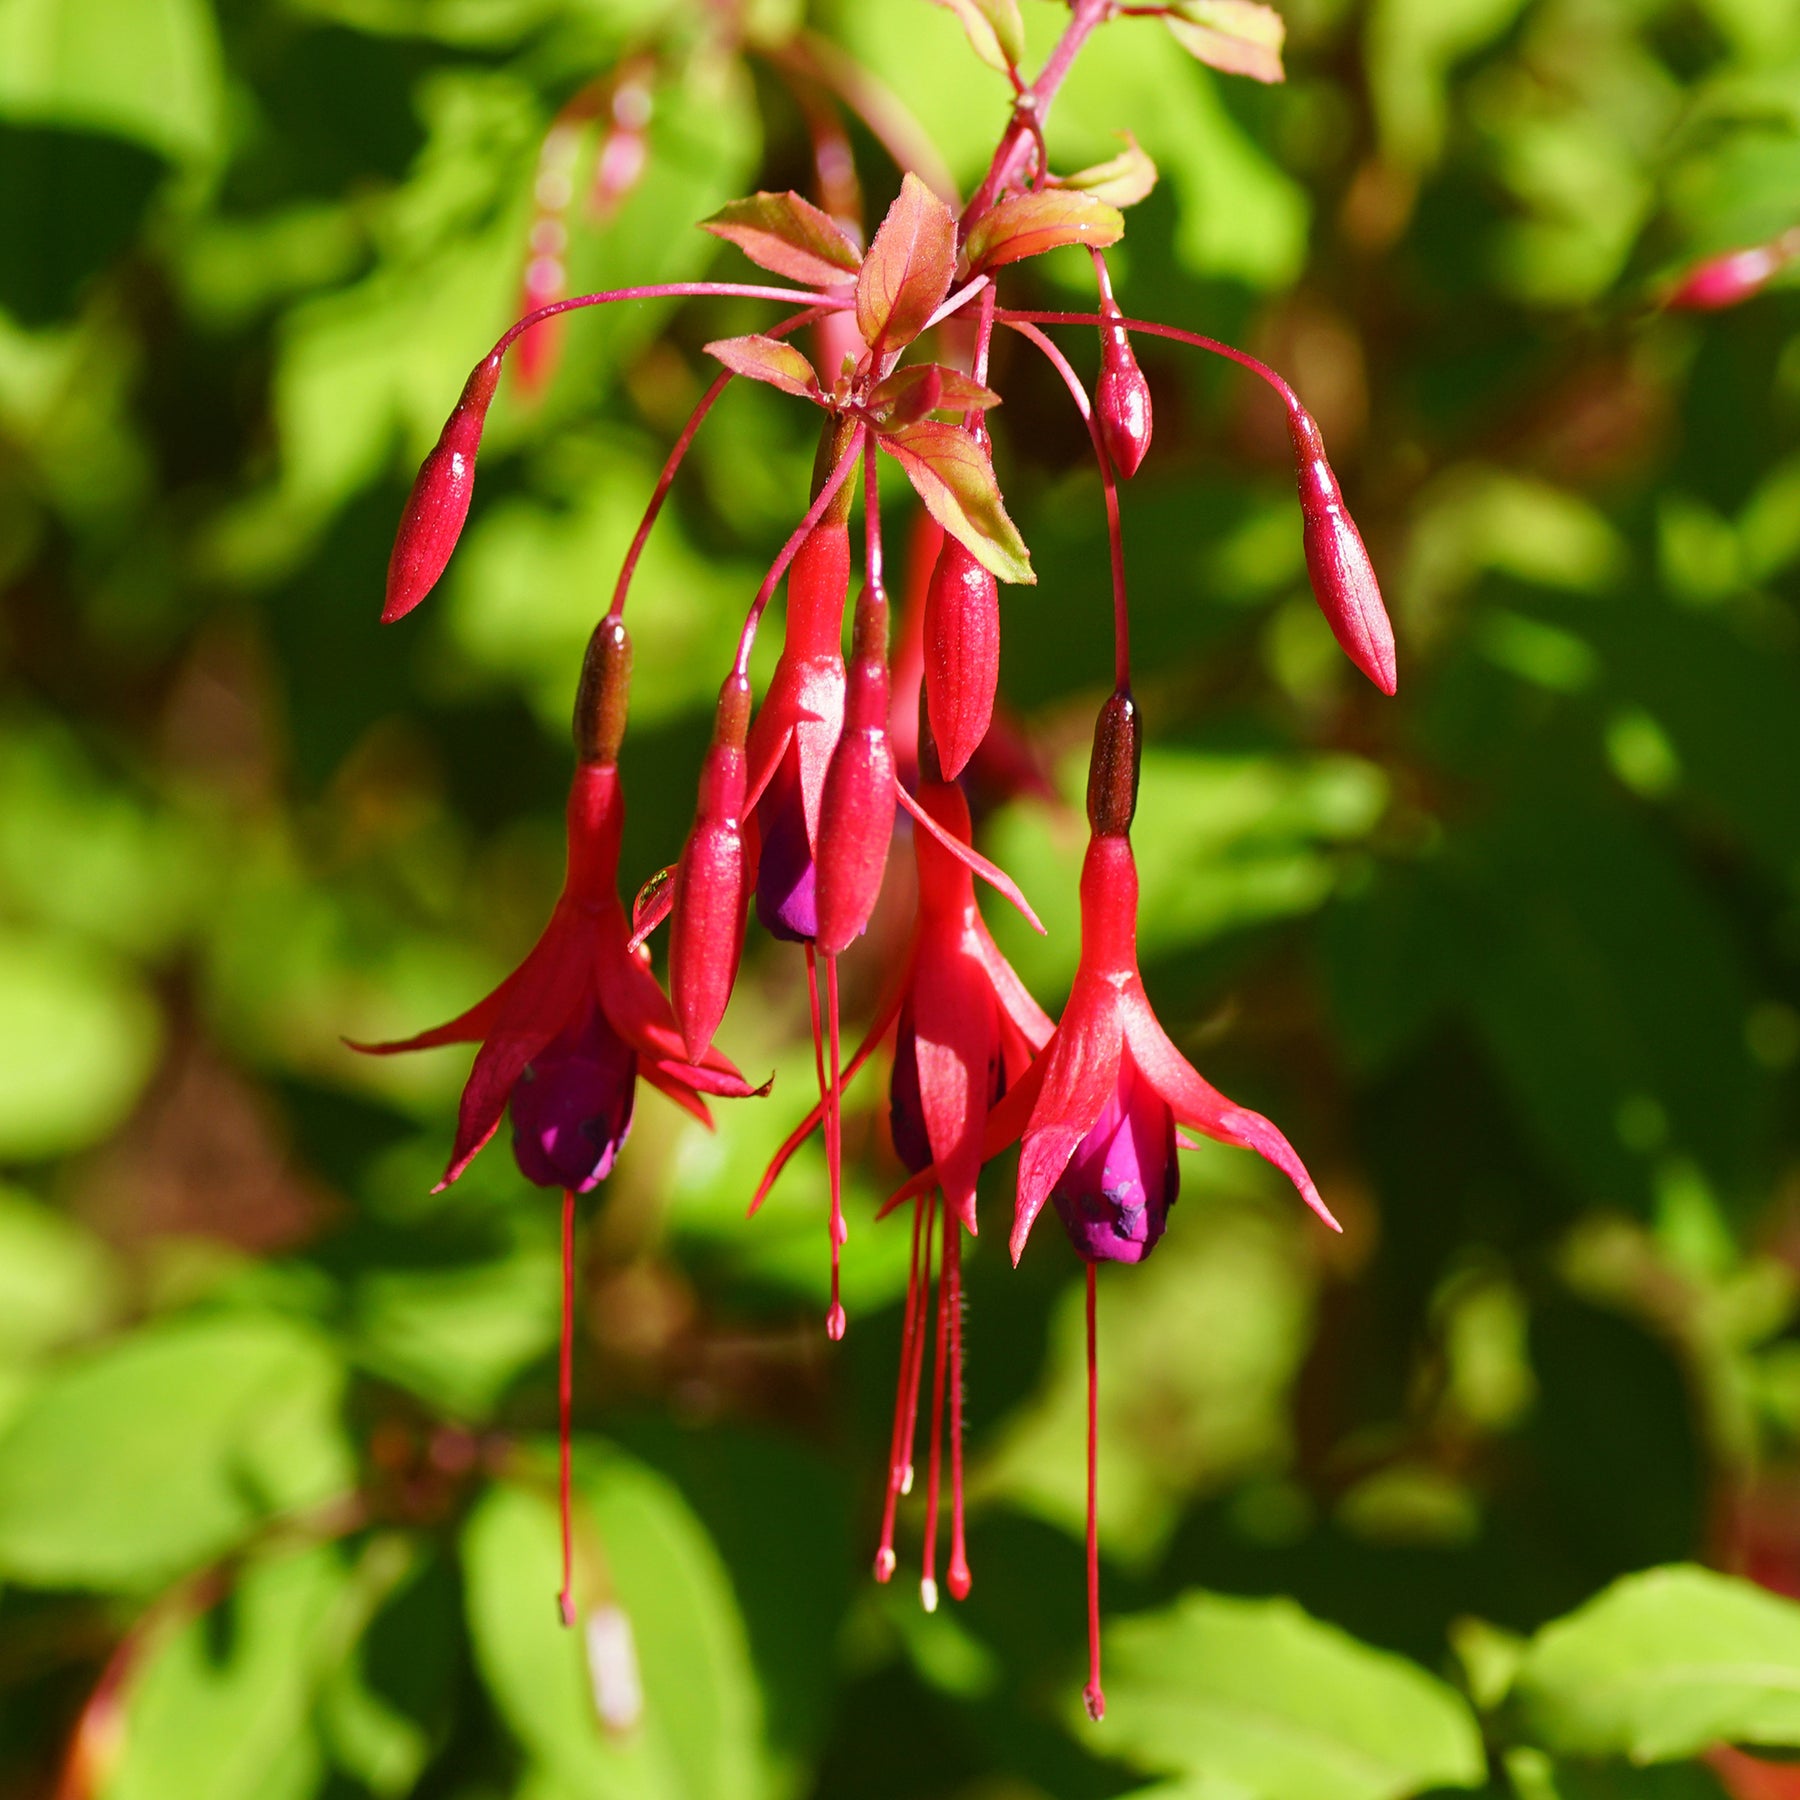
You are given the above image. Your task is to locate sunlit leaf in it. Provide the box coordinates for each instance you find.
[703,333,822,401]
[855,172,957,355]
[1059,132,1160,208]
[964,189,1125,273]
[927,0,1024,74]
[1164,2,1287,84]
[877,418,1033,584]
[700,190,863,288]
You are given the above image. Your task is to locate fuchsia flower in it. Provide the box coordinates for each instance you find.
[1667,232,1798,311]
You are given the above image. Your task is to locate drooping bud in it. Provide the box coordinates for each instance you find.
[1085,687,1140,840]
[1286,404,1398,697]
[1667,243,1786,311]
[574,617,633,765]
[815,584,896,955]
[922,535,1000,780]
[383,351,503,624]
[1092,252,1152,478]
[669,672,753,1061]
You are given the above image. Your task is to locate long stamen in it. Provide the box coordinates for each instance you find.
[920,1200,953,1612]
[558,1186,577,1628]
[876,1195,929,1581]
[1001,319,1130,688]
[946,1218,970,1602]
[825,952,848,1340]
[1084,1261,1105,1723]
[803,946,844,1341]
[901,1190,938,1496]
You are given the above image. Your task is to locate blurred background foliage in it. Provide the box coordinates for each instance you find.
[4,0,1800,1796]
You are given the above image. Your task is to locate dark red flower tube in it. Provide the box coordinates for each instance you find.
[669,671,753,1062]
[383,350,503,624]
[815,583,897,956]
[1286,402,1397,697]
[922,534,1000,782]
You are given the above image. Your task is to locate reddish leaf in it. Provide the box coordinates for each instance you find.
[963,191,1125,275]
[1058,132,1159,210]
[878,419,1034,585]
[704,334,823,401]
[855,173,957,356]
[928,0,1024,73]
[1164,1,1286,84]
[700,191,864,288]
[869,363,1001,425]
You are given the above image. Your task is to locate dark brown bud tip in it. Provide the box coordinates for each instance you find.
[382,351,503,624]
[575,616,633,764]
[714,670,752,749]
[1086,688,1140,838]
[1286,404,1398,698]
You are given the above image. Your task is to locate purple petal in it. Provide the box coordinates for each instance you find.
[754,745,818,943]
[1050,1055,1179,1264]
[510,1000,638,1192]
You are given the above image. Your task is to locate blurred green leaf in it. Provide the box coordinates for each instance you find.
[0,1185,117,1365]
[0,1314,354,1591]
[1100,1590,1487,1799]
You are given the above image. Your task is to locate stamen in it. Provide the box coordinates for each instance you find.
[920,1199,952,1611]
[558,1186,577,1628]
[825,953,848,1340]
[1083,1260,1105,1722]
[875,1195,929,1582]
[901,1191,938,1497]
[946,1216,970,1602]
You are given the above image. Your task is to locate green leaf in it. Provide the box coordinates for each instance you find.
[0,1186,117,1364]
[877,418,1034,584]
[963,190,1125,274]
[927,0,1024,74]
[1100,1591,1487,1800]
[0,1314,354,1591]
[700,190,863,288]
[1165,2,1287,84]
[0,929,159,1160]
[703,333,823,401]
[1060,132,1161,209]
[855,172,957,355]
[1512,1565,1800,1762]
[0,0,225,163]
[868,362,1001,423]
[463,1447,764,1800]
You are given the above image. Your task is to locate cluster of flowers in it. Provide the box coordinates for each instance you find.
[357,0,1397,1719]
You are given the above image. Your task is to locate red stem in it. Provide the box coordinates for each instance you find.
[557,1186,577,1629]
[493,281,845,361]
[1002,318,1130,689]
[1084,1261,1105,1723]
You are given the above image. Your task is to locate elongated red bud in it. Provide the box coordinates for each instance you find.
[1086,687,1140,839]
[384,351,503,623]
[574,616,633,765]
[1668,242,1788,311]
[922,536,1000,781]
[670,673,752,1061]
[1097,319,1153,478]
[1287,404,1397,697]
[815,586,896,955]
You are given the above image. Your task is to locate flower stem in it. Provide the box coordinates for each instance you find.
[557,1186,577,1630]
[1084,1260,1105,1723]
[493,281,845,362]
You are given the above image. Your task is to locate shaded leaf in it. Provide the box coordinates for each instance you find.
[703,334,822,402]
[1101,1591,1486,1799]
[928,0,1025,74]
[964,190,1125,273]
[700,190,862,288]
[868,362,1001,424]
[1165,2,1287,84]
[1060,132,1161,209]
[1513,1566,1800,1762]
[878,419,1034,584]
[856,172,957,355]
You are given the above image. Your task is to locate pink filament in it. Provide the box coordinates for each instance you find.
[558,1186,577,1628]
[825,953,847,1340]
[875,1195,930,1580]
[946,1218,970,1602]
[1083,1261,1104,1722]
[920,1199,953,1608]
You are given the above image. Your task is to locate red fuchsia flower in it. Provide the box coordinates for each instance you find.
[352,618,762,1622]
[1668,232,1798,311]
[755,746,1051,1605]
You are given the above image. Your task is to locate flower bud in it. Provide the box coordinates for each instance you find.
[1085,687,1140,840]
[574,617,633,765]
[815,586,896,955]
[922,536,1000,780]
[383,351,503,624]
[1287,404,1397,697]
[669,673,752,1061]
[1668,243,1785,311]
[1096,319,1153,478]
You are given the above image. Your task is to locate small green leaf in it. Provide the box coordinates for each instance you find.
[700,190,863,288]
[963,190,1125,274]
[1100,1591,1487,1800]
[877,419,1034,584]
[927,0,1025,74]
[1165,2,1287,84]
[1060,132,1161,209]
[1512,1565,1800,1762]
[856,172,958,355]
[703,334,822,401]
[0,1187,117,1363]
[868,362,1001,424]
[0,1314,354,1591]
